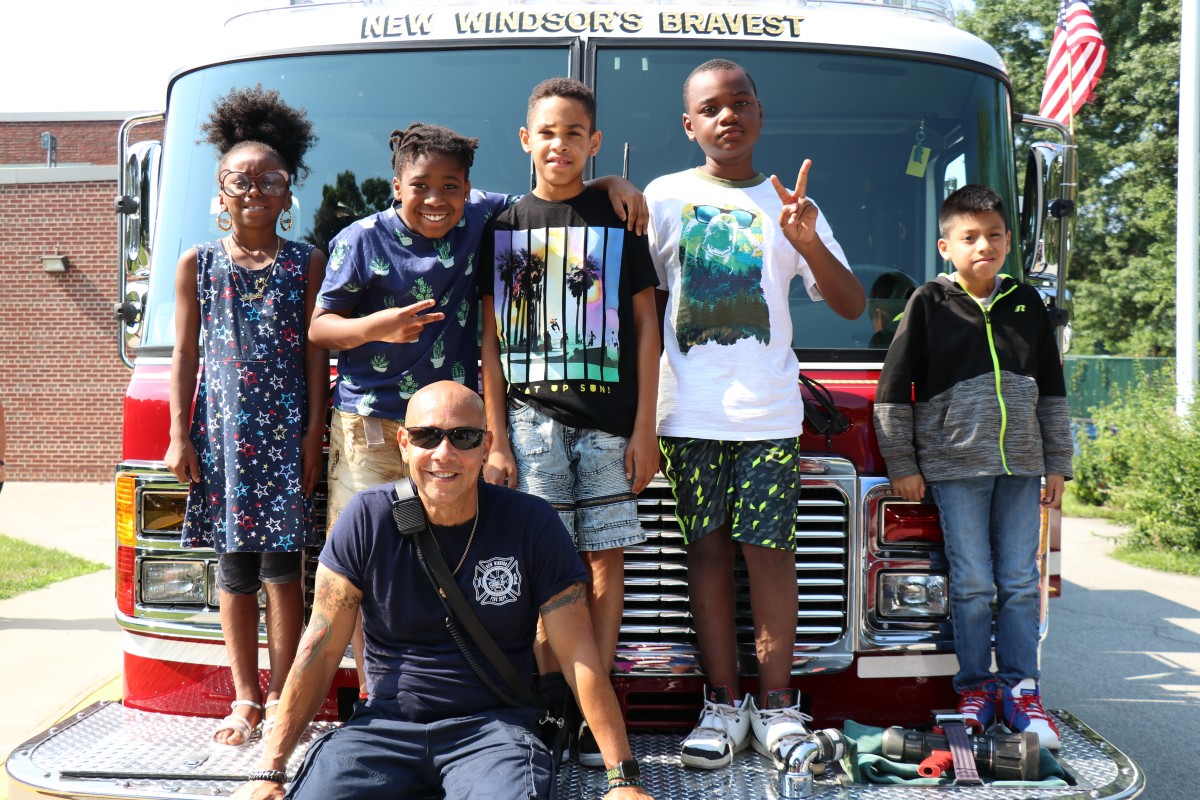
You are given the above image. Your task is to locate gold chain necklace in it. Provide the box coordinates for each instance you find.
[226,235,282,302]
[429,499,480,595]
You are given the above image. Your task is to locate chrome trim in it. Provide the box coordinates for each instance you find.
[618,466,856,676]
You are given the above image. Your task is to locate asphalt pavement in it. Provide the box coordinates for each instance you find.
[0,481,1196,798]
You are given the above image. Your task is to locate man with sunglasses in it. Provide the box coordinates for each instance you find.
[235,381,652,800]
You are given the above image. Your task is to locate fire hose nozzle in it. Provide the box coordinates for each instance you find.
[880,726,1042,781]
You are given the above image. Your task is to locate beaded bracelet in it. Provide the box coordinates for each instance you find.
[607,778,644,790]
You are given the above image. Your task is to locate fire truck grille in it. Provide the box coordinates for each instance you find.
[622,478,849,671]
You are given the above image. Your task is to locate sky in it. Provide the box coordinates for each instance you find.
[1,0,252,114]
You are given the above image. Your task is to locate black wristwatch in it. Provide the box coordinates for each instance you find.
[247,769,288,784]
[605,759,641,783]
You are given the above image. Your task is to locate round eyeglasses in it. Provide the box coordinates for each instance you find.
[219,169,290,198]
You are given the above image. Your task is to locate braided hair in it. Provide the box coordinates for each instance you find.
[201,84,316,182]
[389,123,478,179]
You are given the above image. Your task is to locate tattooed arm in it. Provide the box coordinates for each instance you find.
[233,565,362,800]
[541,584,652,799]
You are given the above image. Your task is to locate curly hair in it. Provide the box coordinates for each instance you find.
[201,84,316,182]
[389,123,478,179]
[527,77,596,130]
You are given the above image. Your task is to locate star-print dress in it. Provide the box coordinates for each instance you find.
[181,239,316,554]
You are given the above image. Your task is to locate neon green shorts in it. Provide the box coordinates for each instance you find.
[659,436,802,550]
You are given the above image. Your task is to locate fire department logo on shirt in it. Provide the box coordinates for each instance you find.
[473,556,522,606]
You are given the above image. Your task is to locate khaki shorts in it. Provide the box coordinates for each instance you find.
[327,408,408,529]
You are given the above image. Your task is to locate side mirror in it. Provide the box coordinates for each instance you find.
[1018,142,1072,279]
[1017,112,1077,359]
[116,117,162,368]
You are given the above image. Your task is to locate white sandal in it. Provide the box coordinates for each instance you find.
[211,699,263,748]
[261,699,281,741]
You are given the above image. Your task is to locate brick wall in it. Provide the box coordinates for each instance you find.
[0,119,162,167]
[0,121,121,166]
[1,117,165,481]
[0,179,128,481]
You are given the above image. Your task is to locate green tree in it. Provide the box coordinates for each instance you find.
[960,0,1182,356]
[305,171,392,253]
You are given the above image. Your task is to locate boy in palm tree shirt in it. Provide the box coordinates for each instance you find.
[480,78,660,766]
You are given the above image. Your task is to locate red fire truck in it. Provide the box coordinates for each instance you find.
[7,1,1143,798]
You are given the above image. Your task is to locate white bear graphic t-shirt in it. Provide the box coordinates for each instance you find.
[645,169,850,439]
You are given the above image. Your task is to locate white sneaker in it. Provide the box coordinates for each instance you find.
[680,685,751,769]
[751,688,813,761]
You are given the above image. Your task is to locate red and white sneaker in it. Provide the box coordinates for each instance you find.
[1002,678,1061,750]
[957,679,1000,733]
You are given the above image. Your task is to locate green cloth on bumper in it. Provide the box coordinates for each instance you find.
[838,720,1069,787]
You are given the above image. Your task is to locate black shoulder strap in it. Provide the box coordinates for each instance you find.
[391,481,541,710]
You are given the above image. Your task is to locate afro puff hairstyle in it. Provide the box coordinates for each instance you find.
[201,84,317,183]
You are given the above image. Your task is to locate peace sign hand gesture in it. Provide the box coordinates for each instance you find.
[770,159,820,250]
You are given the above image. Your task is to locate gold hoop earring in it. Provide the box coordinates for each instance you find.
[217,210,233,232]
[279,209,293,232]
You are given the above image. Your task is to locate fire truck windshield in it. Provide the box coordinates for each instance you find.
[139,44,1016,359]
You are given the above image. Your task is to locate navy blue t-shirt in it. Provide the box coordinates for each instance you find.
[319,481,587,723]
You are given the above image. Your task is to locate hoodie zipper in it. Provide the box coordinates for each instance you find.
[981,283,1019,474]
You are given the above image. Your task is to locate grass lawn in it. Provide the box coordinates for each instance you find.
[1063,493,1200,577]
[1111,543,1200,577]
[0,534,107,600]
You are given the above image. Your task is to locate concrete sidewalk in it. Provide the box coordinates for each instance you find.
[0,482,121,770]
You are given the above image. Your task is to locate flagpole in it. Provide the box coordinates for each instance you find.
[1178,0,1199,415]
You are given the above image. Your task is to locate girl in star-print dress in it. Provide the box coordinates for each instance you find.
[181,236,317,553]
[165,85,327,750]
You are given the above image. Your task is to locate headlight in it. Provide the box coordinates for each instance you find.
[878,572,948,619]
[141,560,207,605]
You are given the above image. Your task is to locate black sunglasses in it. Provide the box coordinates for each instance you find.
[406,426,486,451]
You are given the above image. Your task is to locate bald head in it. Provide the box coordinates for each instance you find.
[405,381,486,429]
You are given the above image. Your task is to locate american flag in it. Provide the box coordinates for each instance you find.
[1039,0,1108,127]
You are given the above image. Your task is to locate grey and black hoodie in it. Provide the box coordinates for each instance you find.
[873,274,1073,484]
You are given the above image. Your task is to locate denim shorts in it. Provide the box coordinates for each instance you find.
[507,398,645,552]
[327,408,409,528]
[659,436,802,549]
[216,551,303,595]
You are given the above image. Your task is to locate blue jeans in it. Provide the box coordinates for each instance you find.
[286,705,553,800]
[930,475,1042,692]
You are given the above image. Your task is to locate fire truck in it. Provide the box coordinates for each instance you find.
[7,1,1143,798]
